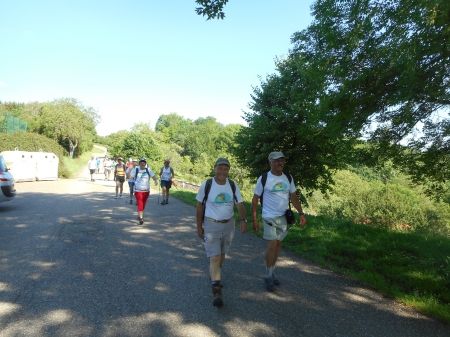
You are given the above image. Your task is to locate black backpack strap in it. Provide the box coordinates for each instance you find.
[202,178,213,205]
[134,168,151,180]
[260,172,268,211]
[284,171,292,184]
[201,178,213,222]
[228,179,238,203]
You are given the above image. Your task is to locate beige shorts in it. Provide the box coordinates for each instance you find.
[203,218,235,258]
[263,216,288,241]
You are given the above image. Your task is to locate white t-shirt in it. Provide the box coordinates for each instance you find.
[88,159,97,170]
[104,159,113,169]
[196,178,243,221]
[131,167,155,192]
[253,171,296,218]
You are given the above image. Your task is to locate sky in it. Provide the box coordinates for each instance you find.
[0,0,315,136]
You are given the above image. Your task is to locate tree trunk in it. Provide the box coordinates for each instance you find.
[69,138,78,158]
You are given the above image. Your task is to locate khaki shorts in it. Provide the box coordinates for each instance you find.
[203,218,235,258]
[263,216,288,241]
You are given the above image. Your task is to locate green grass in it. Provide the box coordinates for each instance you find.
[171,186,450,324]
[63,148,105,178]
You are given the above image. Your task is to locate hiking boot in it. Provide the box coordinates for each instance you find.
[212,286,224,307]
[165,199,169,204]
[139,218,144,225]
[264,277,275,292]
[161,200,166,205]
[272,273,281,286]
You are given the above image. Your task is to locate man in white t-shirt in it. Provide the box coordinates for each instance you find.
[251,151,307,292]
[195,157,247,307]
[88,156,97,182]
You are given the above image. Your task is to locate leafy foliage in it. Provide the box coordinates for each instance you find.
[235,53,358,203]
[308,169,450,237]
[235,0,450,200]
[108,131,163,170]
[1,99,99,158]
[195,0,228,20]
[290,0,450,184]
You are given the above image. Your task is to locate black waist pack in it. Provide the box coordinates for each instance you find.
[285,209,296,225]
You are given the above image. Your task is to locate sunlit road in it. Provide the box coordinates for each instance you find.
[1,170,449,336]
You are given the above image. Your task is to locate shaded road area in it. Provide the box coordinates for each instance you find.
[0,169,449,336]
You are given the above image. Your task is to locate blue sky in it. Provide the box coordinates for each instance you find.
[0,0,315,136]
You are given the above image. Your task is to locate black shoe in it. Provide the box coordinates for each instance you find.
[165,199,169,204]
[161,200,166,205]
[272,273,281,286]
[265,277,275,292]
[130,199,133,204]
[139,218,144,225]
[212,286,224,307]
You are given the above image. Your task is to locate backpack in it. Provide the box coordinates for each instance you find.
[201,178,238,221]
[260,171,292,211]
[135,167,151,180]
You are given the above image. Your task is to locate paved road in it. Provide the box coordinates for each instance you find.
[0,169,449,337]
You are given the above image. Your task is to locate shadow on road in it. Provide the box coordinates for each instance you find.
[0,180,449,336]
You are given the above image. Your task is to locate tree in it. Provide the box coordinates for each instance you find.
[290,0,450,184]
[184,117,223,164]
[40,98,100,158]
[234,53,356,202]
[195,0,229,20]
[109,131,163,170]
[235,0,450,199]
[155,113,192,144]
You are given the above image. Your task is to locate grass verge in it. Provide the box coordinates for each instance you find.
[62,148,106,178]
[171,186,450,324]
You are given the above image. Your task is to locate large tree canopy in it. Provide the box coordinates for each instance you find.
[235,0,450,195]
[293,0,450,186]
[235,53,357,201]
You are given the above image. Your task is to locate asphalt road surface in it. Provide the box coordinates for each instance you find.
[1,168,449,337]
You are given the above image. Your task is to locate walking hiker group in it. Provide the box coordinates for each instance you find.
[91,150,306,308]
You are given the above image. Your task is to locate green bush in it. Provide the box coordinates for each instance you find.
[308,170,450,237]
[0,131,69,178]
